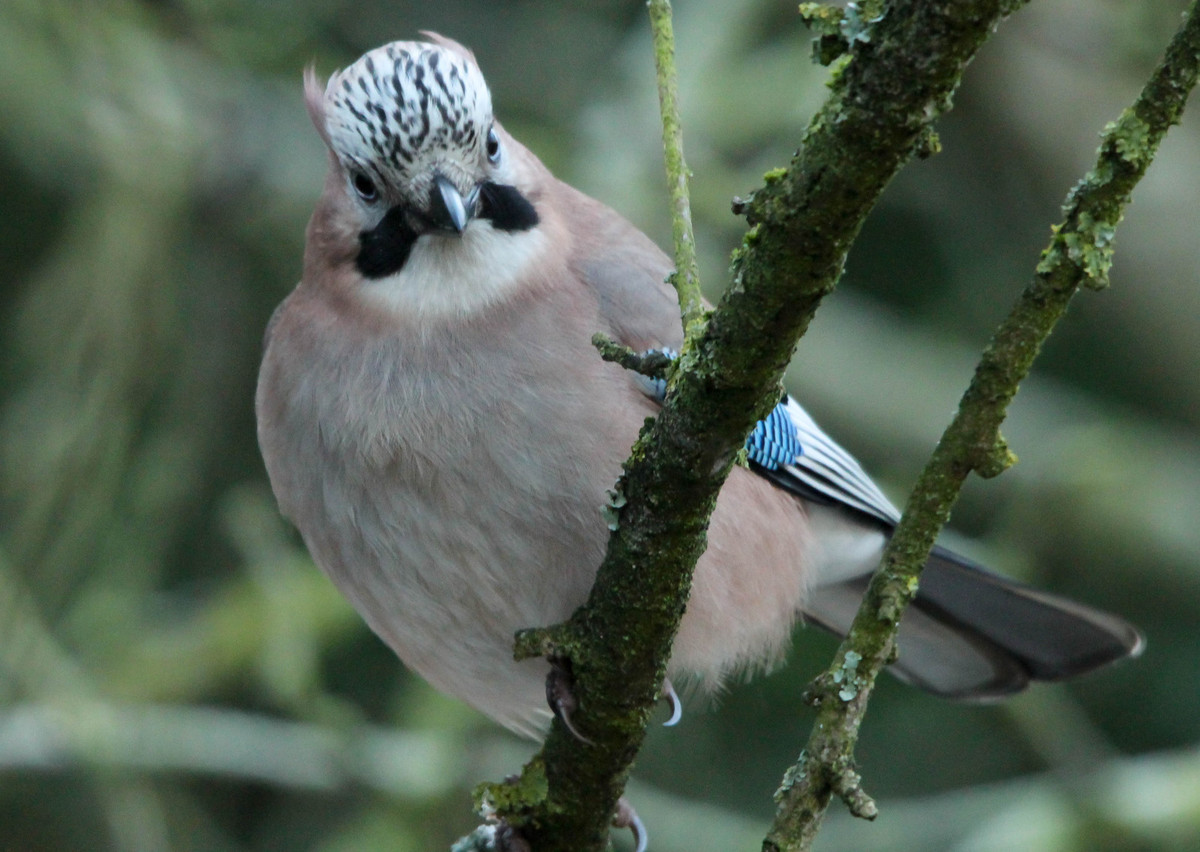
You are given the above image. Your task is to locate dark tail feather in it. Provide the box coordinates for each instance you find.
[804,545,1144,700]
[914,546,1144,685]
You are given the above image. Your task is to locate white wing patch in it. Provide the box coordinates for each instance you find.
[776,396,901,525]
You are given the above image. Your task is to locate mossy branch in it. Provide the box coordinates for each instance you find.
[765,3,1200,850]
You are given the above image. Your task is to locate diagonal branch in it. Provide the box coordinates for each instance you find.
[766,3,1200,849]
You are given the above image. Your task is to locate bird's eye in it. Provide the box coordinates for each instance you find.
[352,171,379,202]
[486,127,501,164]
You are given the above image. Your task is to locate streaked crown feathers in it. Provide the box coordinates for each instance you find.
[307,37,493,194]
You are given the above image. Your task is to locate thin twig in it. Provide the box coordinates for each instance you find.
[648,0,704,334]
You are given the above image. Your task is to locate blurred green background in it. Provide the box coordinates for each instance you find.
[2,1,1198,850]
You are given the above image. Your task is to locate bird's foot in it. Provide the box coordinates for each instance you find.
[493,821,531,852]
[546,656,593,745]
[660,677,682,727]
[613,797,648,852]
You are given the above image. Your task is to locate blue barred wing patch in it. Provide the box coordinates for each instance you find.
[746,401,804,470]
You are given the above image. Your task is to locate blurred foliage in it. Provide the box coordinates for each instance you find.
[1,0,1198,850]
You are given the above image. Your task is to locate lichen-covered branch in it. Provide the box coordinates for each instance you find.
[648,0,704,334]
[765,3,1200,850]
[476,0,1047,849]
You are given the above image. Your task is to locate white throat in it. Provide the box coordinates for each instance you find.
[360,222,547,321]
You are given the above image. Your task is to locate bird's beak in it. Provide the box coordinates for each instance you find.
[428,174,480,235]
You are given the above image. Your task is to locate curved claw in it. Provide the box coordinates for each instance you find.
[555,698,594,745]
[661,678,682,727]
[546,656,594,745]
[494,822,532,852]
[614,797,648,852]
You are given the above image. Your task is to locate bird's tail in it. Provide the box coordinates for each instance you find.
[803,545,1144,699]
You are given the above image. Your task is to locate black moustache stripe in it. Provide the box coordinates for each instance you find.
[357,206,418,279]
[479,182,539,232]
[354,183,538,280]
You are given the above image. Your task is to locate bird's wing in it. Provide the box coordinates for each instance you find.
[561,180,899,527]
[559,180,684,354]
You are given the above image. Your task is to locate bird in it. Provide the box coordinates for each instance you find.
[256,35,1143,743]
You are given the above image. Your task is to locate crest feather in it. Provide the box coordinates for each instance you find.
[418,31,478,64]
[303,63,332,149]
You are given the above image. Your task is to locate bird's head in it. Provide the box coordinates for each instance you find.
[305,35,540,285]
